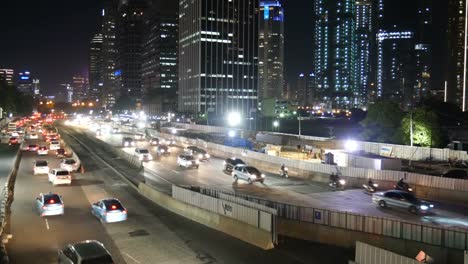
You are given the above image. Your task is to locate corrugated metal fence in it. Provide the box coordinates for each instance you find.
[354,241,420,264]
[172,185,277,243]
[198,186,468,251]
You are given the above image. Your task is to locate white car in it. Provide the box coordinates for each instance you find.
[29,133,38,139]
[177,154,199,169]
[231,164,265,184]
[48,169,72,186]
[60,158,79,172]
[49,141,60,150]
[37,146,48,155]
[34,160,49,175]
[134,148,152,161]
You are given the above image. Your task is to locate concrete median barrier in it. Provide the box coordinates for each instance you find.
[138,183,275,250]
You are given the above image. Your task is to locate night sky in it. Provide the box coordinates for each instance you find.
[0,0,316,95]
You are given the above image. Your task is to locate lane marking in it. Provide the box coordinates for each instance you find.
[171,170,180,174]
[124,252,141,264]
[44,218,50,230]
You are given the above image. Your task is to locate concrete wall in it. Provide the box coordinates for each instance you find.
[138,183,274,250]
[278,219,463,264]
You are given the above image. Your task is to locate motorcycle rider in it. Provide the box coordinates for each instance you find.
[396,177,406,189]
[368,178,374,187]
[280,164,288,177]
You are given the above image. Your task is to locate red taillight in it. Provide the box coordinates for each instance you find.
[122,210,127,214]
[42,206,46,209]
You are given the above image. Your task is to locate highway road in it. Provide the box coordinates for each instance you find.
[7,124,353,263]
[79,123,468,230]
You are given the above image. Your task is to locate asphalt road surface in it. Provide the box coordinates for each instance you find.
[82,123,468,230]
[7,125,354,263]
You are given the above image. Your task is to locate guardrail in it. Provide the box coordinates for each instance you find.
[0,148,22,263]
[197,186,468,251]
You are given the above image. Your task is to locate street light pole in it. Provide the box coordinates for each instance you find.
[298,117,302,136]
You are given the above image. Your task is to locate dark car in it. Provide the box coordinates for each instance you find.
[58,240,114,264]
[149,137,162,146]
[122,137,135,147]
[156,145,170,156]
[223,158,246,172]
[184,146,210,161]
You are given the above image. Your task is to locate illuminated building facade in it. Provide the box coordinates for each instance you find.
[178,0,259,126]
[313,0,357,110]
[0,69,14,86]
[17,71,33,95]
[258,1,284,100]
[355,0,372,107]
[89,33,103,102]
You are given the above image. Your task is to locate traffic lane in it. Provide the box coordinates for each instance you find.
[8,148,123,263]
[92,129,468,228]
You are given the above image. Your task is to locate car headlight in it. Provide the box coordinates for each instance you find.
[261,174,265,178]
[195,160,200,164]
[284,167,288,171]
[160,149,165,153]
[205,154,210,158]
[124,142,129,147]
[131,142,135,146]
[223,161,226,165]
[198,154,203,159]
[429,204,434,208]
[408,188,413,192]
[420,205,429,210]
[339,179,346,185]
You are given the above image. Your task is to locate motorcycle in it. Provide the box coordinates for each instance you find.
[363,182,379,194]
[394,182,413,192]
[279,167,289,178]
[329,178,346,191]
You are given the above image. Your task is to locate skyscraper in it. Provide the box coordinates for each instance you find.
[101,4,118,109]
[355,0,373,107]
[89,33,103,102]
[178,0,259,126]
[258,1,284,100]
[447,0,467,111]
[32,79,41,98]
[141,3,178,115]
[17,71,33,95]
[413,0,432,104]
[0,69,14,86]
[72,75,87,102]
[313,0,356,110]
[115,0,148,103]
[377,31,415,108]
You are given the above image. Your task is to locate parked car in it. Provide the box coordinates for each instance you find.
[155,145,170,156]
[184,146,210,161]
[48,169,72,186]
[134,148,153,161]
[58,240,114,264]
[122,137,135,147]
[177,154,199,169]
[34,160,49,175]
[223,158,245,172]
[91,198,127,223]
[36,192,64,216]
[60,158,79,172]
[232,164,265,184]
[49,141,61,150]
[37,146,48,155]
[372,190,434,214]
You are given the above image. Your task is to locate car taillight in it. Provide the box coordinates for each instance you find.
[122,210,127,214]
[42,206,46,209]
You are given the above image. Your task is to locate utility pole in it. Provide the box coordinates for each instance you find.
[410,111,414,147]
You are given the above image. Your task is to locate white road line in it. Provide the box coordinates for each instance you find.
[171,170,180,174]
[124,252,141,264]
[44,218,50,230]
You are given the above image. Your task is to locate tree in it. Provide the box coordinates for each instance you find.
[360,102,404,144]
[401,107,443,147]
[350,108,366,123]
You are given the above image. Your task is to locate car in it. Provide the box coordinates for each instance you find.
[134,133,144,140]
[177,154,199,169]
[49,141,61,150]
[184,146,210,161]
[223,158,246,172]
[372,190,434,214]
[8,137,18,145]
[27,144,39,152]
[34,160,49,175]
[91,198,127,223]
[60,158,79,172]
[36,192,64,216]
[37,146,48,155]
[29,133,38,139]
[46,136,58,142]
[155,145,170,156]
[134,148,152,161]
[232,165,265,184]
[149,137,162,146]
[112,127,120,133]
[58,240,114,264]
[48,169,72,186]
[56,148,67,158]
[122,137,135,147]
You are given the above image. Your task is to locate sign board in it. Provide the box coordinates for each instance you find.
[380,146,393,157]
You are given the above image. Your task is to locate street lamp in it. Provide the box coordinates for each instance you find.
[227,112,241,127]
[273,120,279,132]
[344,139,358,167]
[228,130,236,138]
